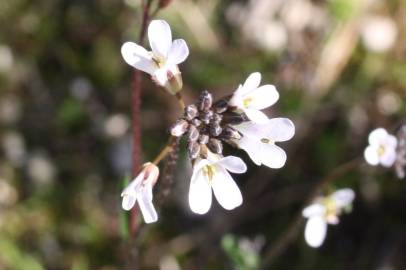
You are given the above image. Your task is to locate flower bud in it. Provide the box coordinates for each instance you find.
[198,134,209,144]
[170,119,189,137]
[188,141,201,159]
[198,90,213,112]
[222,112,246,125]
[219,126,242,140]
[200,110,213,124]
[185,104,198,120]
[213,98,229,113]
[191,118,202,127]
[188,124,200,142]
[163,68,183,95]
[210,122,222,137]
[208,138,223,154]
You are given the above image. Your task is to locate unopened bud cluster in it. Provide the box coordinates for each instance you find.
[170,90,245,160]
[395,125,406,179]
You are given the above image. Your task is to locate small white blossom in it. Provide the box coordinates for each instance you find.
[364,128,397,167]
[229,72,279,123]
[189,153,247,214]
[121,20,189,94]
[233,118,295,168]
[121,162,159,223]
[302,188,355,248]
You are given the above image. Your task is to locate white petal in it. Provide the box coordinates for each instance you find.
[368,128,388,146]
[242,72,261,94]
[260,144,287,169]
[263,118,295,142]
[217,156,247,174]
[331,188,355,208]
[167,39,189,65]
[233,121,264,139]
[244,108,269,124]
[153,68,169,87]
[364,145,379,165]
[302,203,325,218]
[245,85,279,110]
[380,148,397,167]
[188,169,212,214]
[385,134,398,149]
[148,20,172,60]
[211,167,243,210]
[234,136,262,166]
[137,182,158,223]
[121,193,137,211]
[121,42,156,74]
[304,216,327,248]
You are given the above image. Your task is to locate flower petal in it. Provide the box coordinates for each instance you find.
[380,148,397,167]
[245,85,279,110]
[233,121,263,139]
[121,42,156,74]
[244,108,269,124]
[188,169,212,214]
[385,134,398,149]
[217,156,247,174]
[260,144,287,169]
[302,203,325,218]
[331,188,355,208]
[304,216,327,248]
[153,67,169,87]
[167,39,189,65]
[368,128,388,146]
[234,136,262,166]
[212,167,243,210]
[364,145,379,165]
[242,72,261,94]
[148,20,172,60]
[137,182,158,223]
[263,118,295,142]
[121,193,137,211]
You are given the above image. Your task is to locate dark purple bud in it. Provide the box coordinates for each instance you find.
[198,134,209,144]
[219,126,242,140]
[222,112,247,125]
[188,124,200,142]
[170,119,189,137]
[185,104,198,120]
[208,138,223,154]
[200,110,213,124]
[210,122,222,137]
[213,98,229,114]
[198,90,213,112]
[188,141,201,159]
[191,118,202,127]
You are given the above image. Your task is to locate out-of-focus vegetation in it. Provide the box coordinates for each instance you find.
[0,0,405,269]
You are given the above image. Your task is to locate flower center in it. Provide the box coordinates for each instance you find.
[377,145,386,157]
[243,97,253,108]
[322,197,338,221]
[152,57,165,68]
[203,165,216,185]
[261,138,275,144]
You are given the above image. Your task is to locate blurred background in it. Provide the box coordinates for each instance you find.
[0,0,405,269]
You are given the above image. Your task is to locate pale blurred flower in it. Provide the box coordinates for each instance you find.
[2,131,26,166]
[377,90,401,115]
[233,118,295,168]
[121,20,189,94]
[104,114,130,138]
[0,45,13,73]
[121,162,159,223]
[302,188,355,248]
[0,95,21,124]
[159,255,180,270]
[0,179,18,206]
[27,153,56,185]
[229,72,279,123]
[254,21,287,51]
[189,152,246,214]
[361,16,398,53]
[364,128,397,167]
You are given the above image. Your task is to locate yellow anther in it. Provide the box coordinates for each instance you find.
[203,165,216,185]
[243,97,253,108]
[377,145,386,157]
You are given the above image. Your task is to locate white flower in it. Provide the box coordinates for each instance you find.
[229,72,279,123]
[364,128,398,167]
[121,20,189,94]
[233,118,295,168]
[121,162,159,223]
[189,153,247,214]
[302,188,355,248]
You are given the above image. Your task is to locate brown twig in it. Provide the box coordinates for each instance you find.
[260,157,363,269]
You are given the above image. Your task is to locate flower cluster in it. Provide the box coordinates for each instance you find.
[302,188,355,248]
[364,127,405,179]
